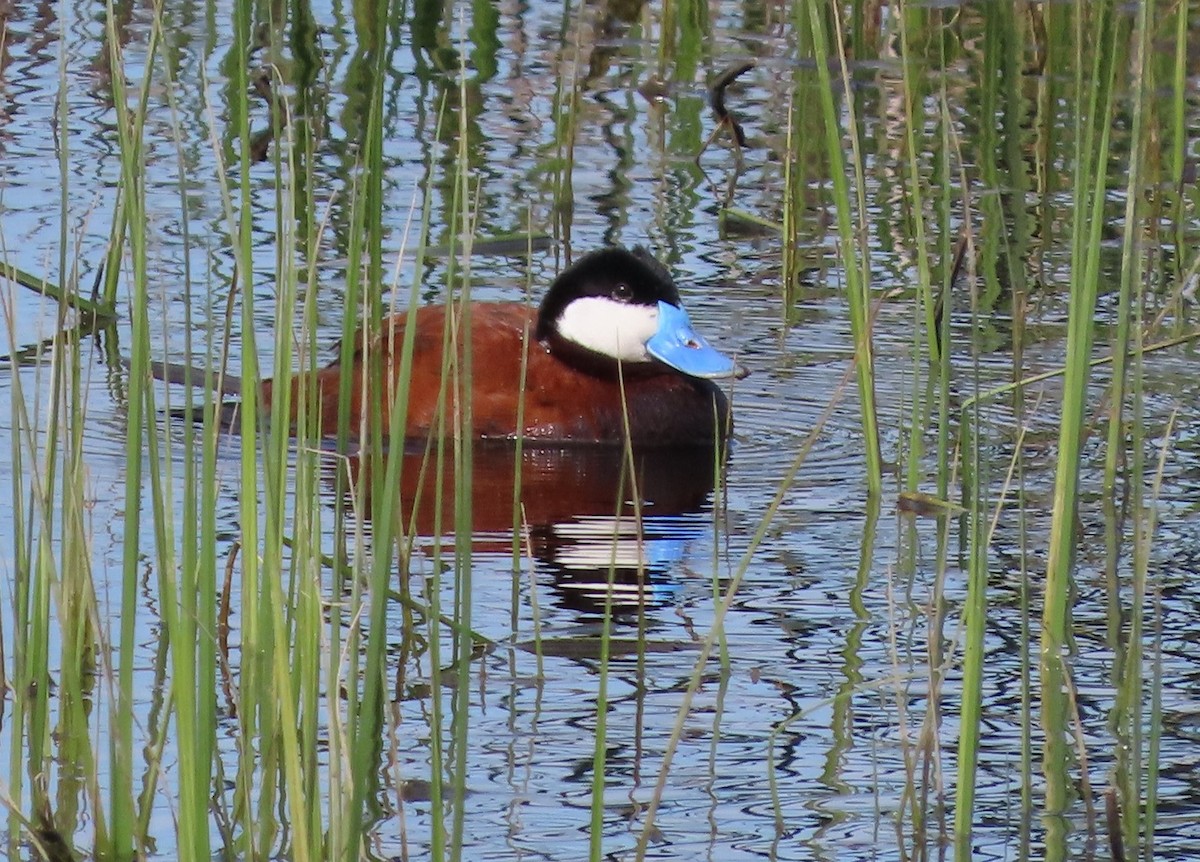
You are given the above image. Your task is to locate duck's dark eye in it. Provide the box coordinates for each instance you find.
[611,283,632,301]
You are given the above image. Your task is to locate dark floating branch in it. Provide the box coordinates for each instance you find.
[142,360,244,396]
[424,233,555,259]
[697,61,756,209]
[708,60,755,149]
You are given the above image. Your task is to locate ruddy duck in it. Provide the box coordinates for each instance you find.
[261,247,744,446]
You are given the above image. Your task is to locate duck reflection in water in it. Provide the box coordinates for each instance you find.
[344,443,725,616]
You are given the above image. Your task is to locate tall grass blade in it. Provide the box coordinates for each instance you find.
[1042,4,1122,854]
[801,0,882,496]
[104,0,165,851]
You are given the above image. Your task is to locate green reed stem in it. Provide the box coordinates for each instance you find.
[802,0,882,497]
[1136,415,1172,859]
[1103,0,1149,502]
[1109,3,1153,849]
[349,4,394,852]
[895,5,939,373]
[1169,3,1187,191]
[419,110,466,850]
[0,263,115,327]
[426,343,454,862]
[223,0,272,854]
[1042,3,1121,848]
[149,3,226,854]
[106,0,165,851]
[13,335,58,848]
[954,391,988,856]
[449,70,478,862]
[586,470,624,862]
[1,291,27,854]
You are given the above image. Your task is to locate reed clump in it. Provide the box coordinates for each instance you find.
[0,2,1186,861]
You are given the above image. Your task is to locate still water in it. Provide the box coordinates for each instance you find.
[2,0,1200,859]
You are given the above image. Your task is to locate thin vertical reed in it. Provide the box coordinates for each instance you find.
[510,234,535,572]
[155,20,216,856]
[214,0,267,854]
[417,97,470,855]
[1,292,32,855]
[1169,0,1188,271]
[1136,417,1172,860]
[1042,9,1121,850]
[782,96,797,304]
[586,455,630,862]
[1102,0,1149,502]
[801,0,882,496]
[895,6,938,373]
[105,0,164,851]
[552,12,583,247]
[349,3,394,852]
[449,65,478,862]
[953,400,988,857]
[1109,5,1156,855]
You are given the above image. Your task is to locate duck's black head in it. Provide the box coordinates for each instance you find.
[535,247,743,380]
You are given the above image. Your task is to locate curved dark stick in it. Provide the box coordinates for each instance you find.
[709,61,755,148]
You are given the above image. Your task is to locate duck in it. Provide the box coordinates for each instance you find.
[258,247,744,446]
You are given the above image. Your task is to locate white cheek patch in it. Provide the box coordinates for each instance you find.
[555,297,660,363]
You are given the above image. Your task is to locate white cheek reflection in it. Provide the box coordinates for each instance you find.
[555,297,660,362]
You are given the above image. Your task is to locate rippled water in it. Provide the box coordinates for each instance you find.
[3,0,1200,859]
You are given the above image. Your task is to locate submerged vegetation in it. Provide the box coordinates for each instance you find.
[0,0,1193,859]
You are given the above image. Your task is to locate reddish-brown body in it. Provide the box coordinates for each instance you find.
[263,303,731,446]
